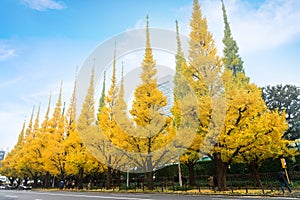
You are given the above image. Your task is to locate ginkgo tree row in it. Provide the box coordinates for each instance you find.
[0,0,296,191]
[1,77,105,189]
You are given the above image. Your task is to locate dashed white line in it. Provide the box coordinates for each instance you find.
[29,191,154,200]
[4,195,18,198]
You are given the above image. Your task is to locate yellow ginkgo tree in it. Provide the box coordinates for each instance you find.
[177,0,223,187]
[233,109,294,187]
[97,49,130,189]
[41,83,67,181]
[18,105,45,187]
[127,16,174,190]
[64,73,104,189]
[0,121,26,186]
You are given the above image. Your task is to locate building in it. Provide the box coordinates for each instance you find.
[158,74,174,117]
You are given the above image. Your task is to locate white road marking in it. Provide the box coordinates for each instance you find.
[212,197,298,200]
[28,191,154,200]
[4,195,18,198]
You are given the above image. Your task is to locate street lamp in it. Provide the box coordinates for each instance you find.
[126,165,130,189]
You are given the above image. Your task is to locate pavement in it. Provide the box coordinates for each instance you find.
[3,187,300,199]
[183,188,300,199]
[109,187,300,199]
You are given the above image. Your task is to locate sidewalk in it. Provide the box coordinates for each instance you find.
[34,187,300,198]
[110,188,300,198]
[178,188,300,198]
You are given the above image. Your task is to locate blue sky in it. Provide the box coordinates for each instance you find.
[1,0,300,151]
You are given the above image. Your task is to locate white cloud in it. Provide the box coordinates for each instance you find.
[0,105,28,150]
[126,19,145,32]
[0,38,87,150]
[174,0,300,54]
[0,45,17,61]
[0,76,23,88]
[21,0,66,11]
[231,0,300,53]
[201,0,300,54]
[0,79,75,151]
[150,0,300,88]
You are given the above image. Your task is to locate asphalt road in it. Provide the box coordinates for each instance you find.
[0,190,298,200]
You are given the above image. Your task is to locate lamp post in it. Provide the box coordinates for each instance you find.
[178,150,183,187]
[126,165,130,189]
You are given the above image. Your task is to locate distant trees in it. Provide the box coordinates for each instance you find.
[262,84,300,140]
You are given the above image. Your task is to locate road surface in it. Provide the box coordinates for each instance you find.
[0,190,298,200]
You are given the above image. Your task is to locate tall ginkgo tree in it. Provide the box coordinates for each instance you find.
[219,1,293,188]
[65,74,84,189]
[204,1,291,191]
[180,0,222,186]
[171,20,186,187]
[128,16,174,190]
[0,121,26,186]
[97,48,136,189]
[110,62,135,187]
[16,106,35,182]
[97,47,126,189]
[221,0,244,76]
[171,19,201,187]
[40,93,53,188]
[42,83,67,181]
[65,72,103,189]
[18,105,45,187]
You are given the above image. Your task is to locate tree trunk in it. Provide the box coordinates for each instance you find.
[23,176,29,185]
[16,178,21,188]
[248,162,262,188]
[33,172,38,188]
[106,166,112,189]
[146,152,154,190]
[213,152,228,191]
[8,177,16,187]
[116,170,121,189]
[44,172,50,188]
[146,171,154,190]
[187,162,196,186]
[77,167,84,190]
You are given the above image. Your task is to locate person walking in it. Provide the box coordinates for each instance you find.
[208,175,214,190]
[278,169,292,193]
[60,180,65,190]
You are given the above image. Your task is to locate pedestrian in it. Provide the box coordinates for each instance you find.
[71,180,76,189]
[278,169,292,193]
[66,180,70,189]
[60,180,65,190]
[208,175,214,189]
[87,181,91,190]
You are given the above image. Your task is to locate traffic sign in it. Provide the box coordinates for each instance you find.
[281,158,287,169]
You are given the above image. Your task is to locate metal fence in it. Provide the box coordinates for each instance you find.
[87,171,300,193]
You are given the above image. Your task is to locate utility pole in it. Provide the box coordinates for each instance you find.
[178,150,182,187]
